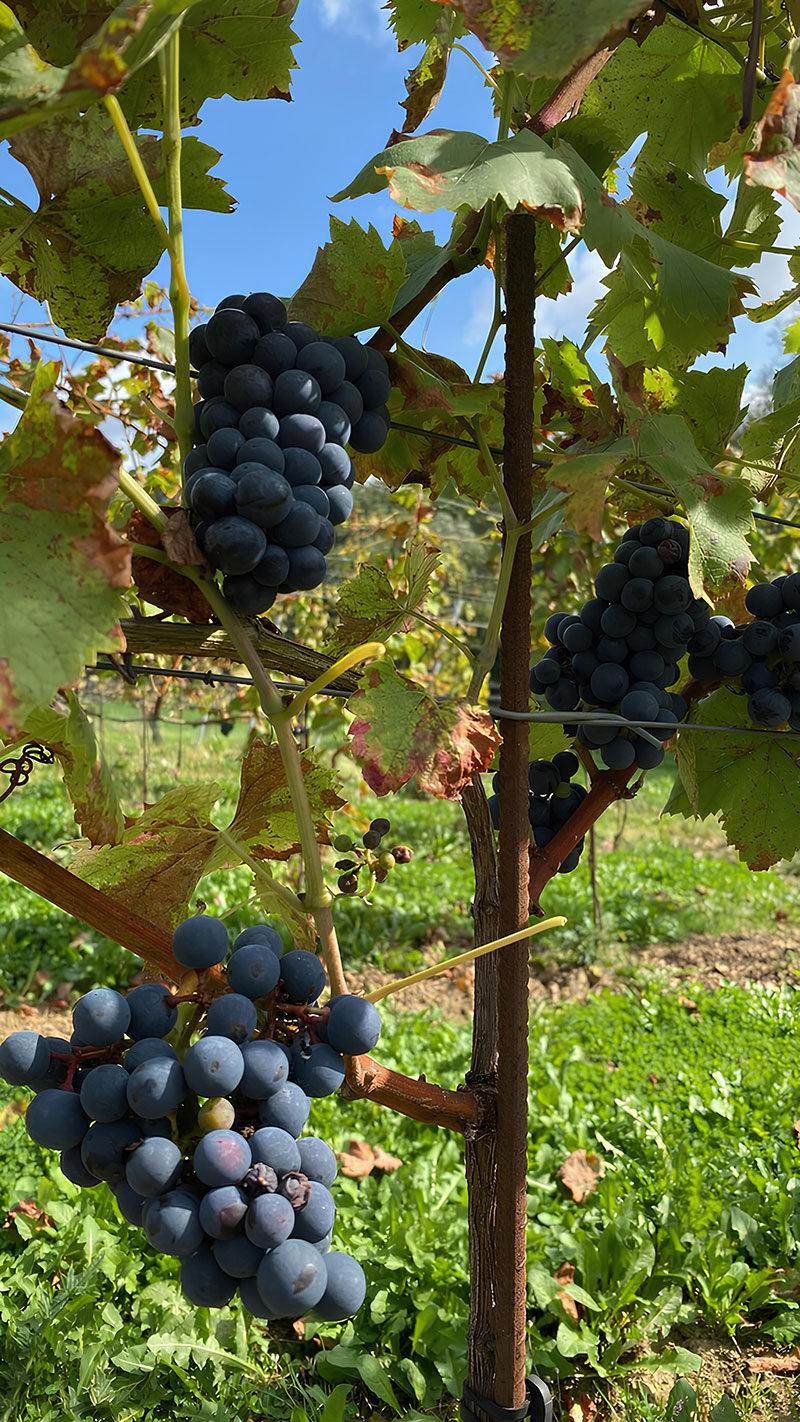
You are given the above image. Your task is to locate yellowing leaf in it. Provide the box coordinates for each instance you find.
[0,362,129,736]
[8,692,124,846]
[289,217,407,336]
[217,738,345,862]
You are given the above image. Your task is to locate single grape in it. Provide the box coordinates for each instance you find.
[193,1129,252,1188]
[125,983,177,1041]
[126,1057,186,1118]
[312,1252,367,1321]
[224,363,273,413]
[0,1030,50,1085]
[239,1039,289,1099]
[26,1090,89,1150]
[257,1083,311,1138]
[184,1037,245,1097]
[181,1246,239,1307]
[205,993,258,1044]
[113,1178,147,1225]
[245,1192,295,1250]
[80,1062,131,1122]
[73,988,131,1046]
[172,913,229,970]
[214,1233,266,1279]
[227,942,281,999]
[125,1137,183,1197]
[232,924,284,958]
[198,1096,236,1132]
[242,291,288,335]
[296,1137,338,1187]
[292,1180,336,1243]
[205,308,260,365]
[123,1038,178,1073]
[143,1189,205,1257]
[60,1143,100,1188]
[256,1239,328,1316]
[279,950,327,1004]
[81,1119,141,1184]
[290,1043,345,1098]
[325,995,381,1056]
[199,1185,249,1239]
[250,1126,302,1173]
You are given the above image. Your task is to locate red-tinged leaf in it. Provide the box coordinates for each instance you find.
[217,738,345,863]
[3,1198,54,1230]
[71,784,222,934]
[336,1139,403,1179]
[347,660,501,800]
[0,362,130,736]
[129,509,214,623]
[432,0,652,82]
[744,47,800,211]
[557,1148,604,1203]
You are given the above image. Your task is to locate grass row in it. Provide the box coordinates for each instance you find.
[2,982,800,1418]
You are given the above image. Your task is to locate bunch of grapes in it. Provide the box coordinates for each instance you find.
[332,817,414,895]
[185,291,392,615]
[487,751,587,873]
[0,914,383,1323]
[688,572,800,730]
[530,518,700,770]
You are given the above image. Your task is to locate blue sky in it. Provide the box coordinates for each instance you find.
[1,0,798,401]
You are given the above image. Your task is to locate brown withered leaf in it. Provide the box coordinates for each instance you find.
[564,1392,598,1422]
[554,1262,580,1322]
[792,1119,800,1146]
[129,509,214,623]
[4,1198,54,1230]
[744,54,800,211]
[557,1148,604,1203]
[337,1139,403,1179]
[0,1099,26,1132]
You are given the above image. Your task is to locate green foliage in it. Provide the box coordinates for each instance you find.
[289,218,407,336]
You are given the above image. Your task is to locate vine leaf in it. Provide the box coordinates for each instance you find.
[545,445,631,540]
[4,693,125,847]
[737,397,800,492]
[641,365,747,467]
[636,413,753,597]
[743,41,800,211]
[432,0,647,81]
[71,785,221,934]
[289,218,407,336]
[120,0,301,129]
[394,9,461,137]
[570,18,743,180]
[327,540,442,657]
[347,659,501,799]
[211,738,345,863]
[365,344,502,502]
[667,688,800,870]
[0,362,130,737]
[1,112,232,340]
[129,509,214,623]
[334,128,584,229]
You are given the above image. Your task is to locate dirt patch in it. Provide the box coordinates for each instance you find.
[619,1322,800,1416]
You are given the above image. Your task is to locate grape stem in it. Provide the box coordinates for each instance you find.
[159,32,194,467]
[365,916,567,1004]
[279,641,386,721]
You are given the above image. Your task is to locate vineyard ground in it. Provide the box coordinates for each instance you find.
[2,712,800,1417]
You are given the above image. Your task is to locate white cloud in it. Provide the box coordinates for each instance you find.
[534,248,608,345]
[317,0,392,41]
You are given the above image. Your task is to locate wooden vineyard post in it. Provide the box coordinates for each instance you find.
[464,212,537,1418]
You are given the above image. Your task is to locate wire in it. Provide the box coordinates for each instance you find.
[5,321,800,533]
[88,659,800,741]
[0,321,177,374]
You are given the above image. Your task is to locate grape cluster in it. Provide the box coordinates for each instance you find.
[530,518,699,770]
[487,752,587,874]
[0,914,382,1323]
[185,291,392,614]
[688,572,800,730]
[332,817,414,895]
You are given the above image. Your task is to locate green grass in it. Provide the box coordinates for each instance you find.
[2,985,800,1416]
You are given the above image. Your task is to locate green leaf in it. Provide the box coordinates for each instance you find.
[334,128,583,230]
[8,692,124,846]
[289,217,407,336]
[738,399,800,491]
[642,365,748,466]
[347,659,501,800]
[1,112,232,339]
[320,1384,351,1422]
[545,443,632,541]
[120,0,300,128]
[71,783,221,934]
[773,356,800,411]
[327,539,442,656]
[674,688,800,870]
[388,0,450,48]
[0,362,129,737]
[0,5,82,140]
[570,18,743,180]
[443,0,648,82]
[636,414,753,596]
[747,251,800,324]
